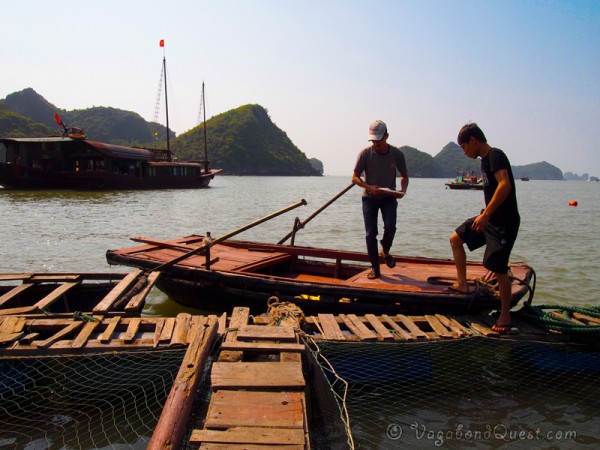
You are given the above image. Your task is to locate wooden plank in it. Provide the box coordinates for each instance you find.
[160,318,176,342]
[204,390,305,429]
[93,269,143,313]
[396,314,429,339]
[236,325,295,342]
[125,271,161,312]
[381,315,411,340]
[211,362,305,389]
[36,281,80,311]
[346,314,378,341]
[153,318,165,348]
[71,317,103,348]
[186,315,208,344]
[198,443,304,450]
[171,313,192,346]
[123,318,141,343]
[573,312,600,325]
[225,307,250,343]
[220,341,305,352]
[190,427,305,445]
[465,317,498,336]
[35,322,83,348]
[99,316,121,343]
[0,283,35,307]
[0,316,27,334]
[425,315,454,338]
[317,314,345,340]
[0,273,33,281]
[364,314,395,340]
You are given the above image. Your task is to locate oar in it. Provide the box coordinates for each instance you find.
[278,183,355,245]
[152,199,307,272]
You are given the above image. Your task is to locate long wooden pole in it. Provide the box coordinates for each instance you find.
[148,315,218,450]
[278,183,355,244]
[153,198,307,272]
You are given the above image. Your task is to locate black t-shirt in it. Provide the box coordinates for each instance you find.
[481,148,520,225]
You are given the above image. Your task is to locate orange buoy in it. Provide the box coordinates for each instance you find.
[569,200,578,207]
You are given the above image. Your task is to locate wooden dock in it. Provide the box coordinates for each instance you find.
[188,306,310,449]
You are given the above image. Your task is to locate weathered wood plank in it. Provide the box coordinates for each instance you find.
[381,314,411,340]
[236,325,296,342]
[160,318,176,342]
[71,317,103,348]
[35,322,83,348]
[0,316,27,334]
[99,316,121,343]
[396,314,429,339]
[425,315,454,338]
[93,269,143,313]
[317,314,345,340]
[364,314,395,340]
[125,271,161,312]
[211,362,305,390]
[171,313,192,346]
[0,283,35,307]
[36,281,81,311]
[220,341,305,352]
[204,390,305,429]
[123,318,141,343]
[225,307,251,343]
[190,427,305,445]
[346,314,377,341]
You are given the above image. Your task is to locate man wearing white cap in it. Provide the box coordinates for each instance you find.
[352,120,409,279]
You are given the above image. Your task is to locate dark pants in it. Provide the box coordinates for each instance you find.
[362,196,397,274]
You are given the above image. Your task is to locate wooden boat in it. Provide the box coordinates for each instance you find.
[0,47,221,191]
[106,235,536,315]
[445,171,483,190]
[0,136,221,189]
[0,270,159,317]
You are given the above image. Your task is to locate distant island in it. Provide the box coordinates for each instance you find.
[0,88,583,180]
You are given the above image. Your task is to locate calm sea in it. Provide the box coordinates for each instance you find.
[1,176,599,448]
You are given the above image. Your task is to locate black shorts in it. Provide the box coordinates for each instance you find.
[455,216,520,274]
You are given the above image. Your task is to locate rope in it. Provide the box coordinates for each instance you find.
[73,311,100,323]
[265,296,305,327]
[517,304,600,336]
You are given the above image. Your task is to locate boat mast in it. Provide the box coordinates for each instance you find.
[163,55,170,152]
[202,81,209,173]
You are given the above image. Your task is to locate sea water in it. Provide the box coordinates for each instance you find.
[1,176,599,448]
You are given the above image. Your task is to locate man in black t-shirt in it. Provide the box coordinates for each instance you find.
[449,123,520,333]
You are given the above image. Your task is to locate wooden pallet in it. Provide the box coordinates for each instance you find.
[0,312,219,355]
[189,306,310,449]
[300,312,550,342]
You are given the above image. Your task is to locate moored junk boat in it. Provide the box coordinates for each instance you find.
[106,235,536,315]
[0,135,221,190]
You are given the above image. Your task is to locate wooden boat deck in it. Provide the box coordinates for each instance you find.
[117,236,532,297]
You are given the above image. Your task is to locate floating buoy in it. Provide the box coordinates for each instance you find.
[569,200,578,207]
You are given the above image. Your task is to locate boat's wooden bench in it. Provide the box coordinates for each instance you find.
[232,252,293,273]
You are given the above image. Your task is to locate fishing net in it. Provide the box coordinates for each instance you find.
[0,348,186,449]
[302,332,600,449]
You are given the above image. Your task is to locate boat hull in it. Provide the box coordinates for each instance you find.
[106,236,536,315]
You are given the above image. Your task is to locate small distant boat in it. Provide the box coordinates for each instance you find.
[520,177,530,181]
[590,176,599,182]
[106,235,536,316]
[445,171,483,190]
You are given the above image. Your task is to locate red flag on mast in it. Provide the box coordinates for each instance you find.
[54,113,64,127]
[159,39,164,47]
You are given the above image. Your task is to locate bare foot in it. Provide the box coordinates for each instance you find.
[447,283,470,294]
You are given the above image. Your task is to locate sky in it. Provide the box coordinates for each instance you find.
[2,0,599,176]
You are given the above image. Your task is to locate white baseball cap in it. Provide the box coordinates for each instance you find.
[368,120,387,141]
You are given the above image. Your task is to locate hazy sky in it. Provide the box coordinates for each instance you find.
[2,0,599,176]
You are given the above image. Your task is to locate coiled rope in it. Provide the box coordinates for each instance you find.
[517,304,600,336]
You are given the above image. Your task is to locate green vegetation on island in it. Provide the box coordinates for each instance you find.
[1,88,572,179]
